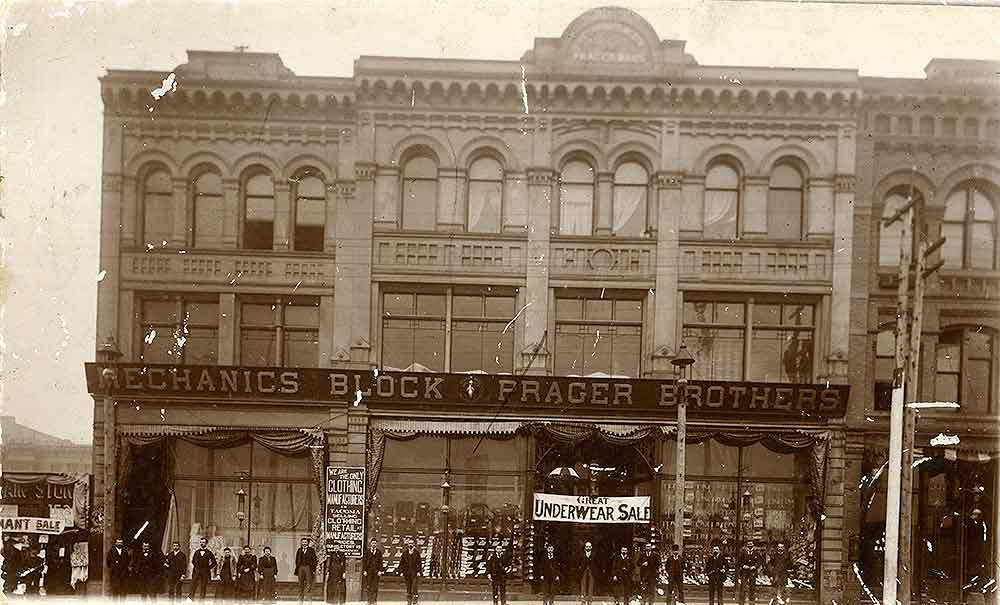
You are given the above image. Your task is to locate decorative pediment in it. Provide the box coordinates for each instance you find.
[524,7,695,78]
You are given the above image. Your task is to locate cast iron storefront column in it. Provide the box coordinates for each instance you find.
[97,336,122,597]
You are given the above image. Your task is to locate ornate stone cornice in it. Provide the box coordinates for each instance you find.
[118,119,346,146]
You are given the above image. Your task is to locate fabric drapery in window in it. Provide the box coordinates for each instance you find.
[676,430,829,516]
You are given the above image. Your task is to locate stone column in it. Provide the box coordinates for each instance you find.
[222,178,239,248]
[436,167,464,231]
[373,166,399,229]
[595,171,613,236]
[120,175,137,248]
[333,168,374,367]
[820,430,848,604]
[842,436,866,605]
[171,177,188,247]
[218,293,236,365]
[345,403,369,603]
[522,167,553,374]
[650,171,683,375]
[829,174,856,382]
[272,178,291,251]
[742,176,769,237]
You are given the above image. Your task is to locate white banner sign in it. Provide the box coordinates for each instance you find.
[0,517,65,535]
[533,493,650,524]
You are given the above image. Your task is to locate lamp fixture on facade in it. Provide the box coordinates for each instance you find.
[236,488,247,527]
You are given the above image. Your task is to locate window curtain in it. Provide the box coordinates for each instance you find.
[676,429,830,516]
[117,429,326,546]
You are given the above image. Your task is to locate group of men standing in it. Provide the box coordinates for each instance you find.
[104,536,349,603]
[536,540,793,605]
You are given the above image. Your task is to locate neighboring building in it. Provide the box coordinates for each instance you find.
[85,8,999,603]
[0,416,92,475]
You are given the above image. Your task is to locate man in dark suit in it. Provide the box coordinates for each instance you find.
[577,541,598,605]
[362,538,383,605]
[399,537,422,605]
[737,542,760,605]
[706,544,727,605]
[538,544,560,605]
[664,544,685,605]
[106,537,131,600]
[215,547,236,602]
[322,539,347,605]
[637,542,660,605]
[133,541,162,601]
[486,544,510,605]
[295,536,318,603]
[163,541,186,601]
[189,537,216,600]
[611,545,633,605]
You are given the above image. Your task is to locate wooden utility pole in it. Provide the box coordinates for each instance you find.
[882,189,914,605]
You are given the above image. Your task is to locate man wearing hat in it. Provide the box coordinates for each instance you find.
[322,539,347,605]
[637,541,660,605]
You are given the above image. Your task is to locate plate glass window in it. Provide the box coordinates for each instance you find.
[704,163,740,239]
[612,162,648,237]
[402,156,438,230]
[467,157,503,233]
[244,172,275,250]
[294,175,326,252]
[559,160,595,236]
[143,169,175,248]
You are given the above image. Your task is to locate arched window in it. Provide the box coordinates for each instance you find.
[879,189,921,266]
[294,174,326,252]
[467,156,503,233]
[401,155,438,230]
[936,327,996,414]
[704,162,740,239]
[243,171,274,250]
[142,168,174,248]
[942,183,996,269]
[612,161,648,237]
[559,159,595,236]
[192,171,223,248]
[768,163,804,239]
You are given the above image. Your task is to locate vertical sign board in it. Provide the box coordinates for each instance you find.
[325,467,365,558]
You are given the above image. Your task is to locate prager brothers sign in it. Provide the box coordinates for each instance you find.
[85,364,848,418]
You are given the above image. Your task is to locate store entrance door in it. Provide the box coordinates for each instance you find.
[535,435,655,595]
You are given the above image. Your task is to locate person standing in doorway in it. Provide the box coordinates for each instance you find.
[664,544,685,605]
[737,542,760,605]
[163,541,186,601]
[258,546,278,603]
[295,537,318,603]
[399,538,423,605]
[638,542,660,605]
[189,537,216,600]
[214,547,235,602]
[134,541,162,601]
[322,540,346,605]
[362,538,383,605]
[611,545,633,605]
[705,544,727,605]
[106,537,131,600]
[539,544,560,605]
[236,545,257,601]
[486,544,510,605]
[2,535,21,596]
[577,541,597,605]
[767,543,790,605]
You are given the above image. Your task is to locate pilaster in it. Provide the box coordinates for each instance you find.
[334,167,374,367]
[373,166,399,228]
[595,171,614,236]
[521,167,553,375]
[120,175,137,248]
[829,174,857,383]
[742,176,769,236]
[272,179,291,251]
[222,178,239,248]
[436,167,464,231]
[218,293,236,365]
[171,177,188,247]
[650,171,682,376]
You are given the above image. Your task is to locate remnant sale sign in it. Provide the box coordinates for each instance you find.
[325,467,365,557]
[533,493,650,524]
[0,517,65,534]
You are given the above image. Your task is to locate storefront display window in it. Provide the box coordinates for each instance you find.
[372,435,526,580]
[659,439,815,589]
[171,441,314,582]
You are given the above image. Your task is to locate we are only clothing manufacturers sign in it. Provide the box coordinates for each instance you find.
[533,494,651,524]
[326,467,365,558]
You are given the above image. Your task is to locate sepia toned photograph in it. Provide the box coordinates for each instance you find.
[2,1,1000,604]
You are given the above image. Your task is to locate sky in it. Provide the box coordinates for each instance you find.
[2,0,999,444]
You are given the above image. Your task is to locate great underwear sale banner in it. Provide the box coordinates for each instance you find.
[533,493,650,524]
